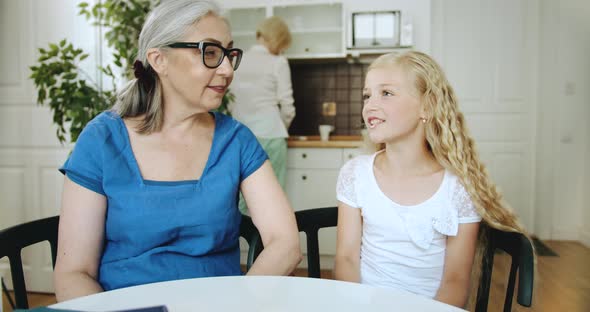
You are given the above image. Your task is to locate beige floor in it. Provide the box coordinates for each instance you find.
[3,241,589,312]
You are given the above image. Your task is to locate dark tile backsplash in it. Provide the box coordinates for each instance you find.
[288,61,370,136]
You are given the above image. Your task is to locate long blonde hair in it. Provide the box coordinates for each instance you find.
[368,51,531,306]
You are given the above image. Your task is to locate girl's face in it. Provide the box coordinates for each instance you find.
[362,65,424,145]
[163,14,234,112]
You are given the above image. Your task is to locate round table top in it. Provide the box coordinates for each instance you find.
[51,276,465,312]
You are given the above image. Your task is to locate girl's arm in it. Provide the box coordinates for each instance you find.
[334,202,362,282]
[435,222,480,307]
[54,176,106,301]
[242,161,302,275]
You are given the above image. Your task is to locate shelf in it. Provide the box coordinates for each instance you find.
[286,52,346,60]
[290,27,341,35]
[232,31,257,37]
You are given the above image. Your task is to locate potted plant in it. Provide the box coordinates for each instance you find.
[30,0,232,144]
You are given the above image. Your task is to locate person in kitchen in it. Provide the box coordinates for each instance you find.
[53,0,301,302]
[333,51,531,309]
[228,16,295,214]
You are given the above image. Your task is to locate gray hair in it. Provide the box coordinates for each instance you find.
[114,0,221,134]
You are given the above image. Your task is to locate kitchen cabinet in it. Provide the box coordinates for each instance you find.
[285,147,362,263]
[225,6,267,55]
[273,3,344,59]
[225,3,345,59]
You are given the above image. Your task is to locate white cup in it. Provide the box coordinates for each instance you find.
[319,125,334,141]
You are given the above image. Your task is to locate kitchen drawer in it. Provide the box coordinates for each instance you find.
[341,147,363,163]
[285,168,339,211]
[287,148,342,169]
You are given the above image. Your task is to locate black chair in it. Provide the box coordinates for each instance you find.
[295,207,338,278]
[0,215,60,309]
[0,214,261,309]
[239,207,338,278]
[239,214,263,271]
[475,227,535,312]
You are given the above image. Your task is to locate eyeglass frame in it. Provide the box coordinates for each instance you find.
[167,41,243,70]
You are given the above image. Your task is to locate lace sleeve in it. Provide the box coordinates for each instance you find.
[336,158,360,208]
[452,180,482,223]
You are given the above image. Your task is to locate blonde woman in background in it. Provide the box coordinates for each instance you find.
[229,16,295,214]
[334,51,530,309]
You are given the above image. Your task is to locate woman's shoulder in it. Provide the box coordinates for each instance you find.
[78,111,121,139]
[73,110,129,153]
[213,112,257,142]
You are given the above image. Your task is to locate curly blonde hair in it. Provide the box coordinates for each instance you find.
[368,51,532,306]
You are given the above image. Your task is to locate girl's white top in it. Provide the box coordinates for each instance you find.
[336,152,482,298]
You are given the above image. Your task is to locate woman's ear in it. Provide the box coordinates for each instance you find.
[146,48,167,76]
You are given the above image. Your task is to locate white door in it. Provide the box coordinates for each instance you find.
[0,0,101,292]
[431,0,537,231]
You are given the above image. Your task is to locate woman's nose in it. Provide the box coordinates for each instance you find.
[216,56,234,76]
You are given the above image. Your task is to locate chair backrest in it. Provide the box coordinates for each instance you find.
[0,215,60,309]
[475,227,534,312]
[295,207,338,278]
[238,207,338,278]
[0,214,260,309]
[239,214,263,271]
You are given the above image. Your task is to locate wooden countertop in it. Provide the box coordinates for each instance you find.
[287,135,364,148]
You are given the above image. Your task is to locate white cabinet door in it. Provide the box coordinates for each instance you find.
[0,0,91,293]
[225,2,345,59]
[273,3,345,59]
[341,147,364,163]
[226,7,267,51]
[285,168,339,211]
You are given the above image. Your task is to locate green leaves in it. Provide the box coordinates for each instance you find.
[31,0,234,145]
[30,37,111,144]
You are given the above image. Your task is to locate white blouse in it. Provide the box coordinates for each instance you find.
[229,44,295,139]
[336,152,481,298]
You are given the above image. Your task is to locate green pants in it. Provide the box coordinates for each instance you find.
[239,137,287,214]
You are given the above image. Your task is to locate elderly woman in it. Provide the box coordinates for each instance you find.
[53,0,301,302]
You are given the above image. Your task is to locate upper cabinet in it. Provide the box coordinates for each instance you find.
[223,0,430,60]
[225,3,344,59]
[225,6,268,54]
[273,3,344,59]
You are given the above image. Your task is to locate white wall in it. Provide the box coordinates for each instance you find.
[0,0,102,292]
[536,0,590,241]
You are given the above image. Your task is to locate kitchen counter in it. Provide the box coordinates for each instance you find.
[287,135,364,148]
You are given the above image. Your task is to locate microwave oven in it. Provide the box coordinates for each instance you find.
[349,11,412,49]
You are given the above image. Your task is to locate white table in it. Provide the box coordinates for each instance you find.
[51,276,466,312]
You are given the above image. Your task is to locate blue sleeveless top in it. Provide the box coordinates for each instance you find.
[60,111,267,290]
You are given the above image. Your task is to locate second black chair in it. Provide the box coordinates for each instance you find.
[295,207,338,278]
[475,227,535,312]
[0,215,60,309]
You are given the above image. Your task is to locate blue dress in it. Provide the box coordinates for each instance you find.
[60,111,267,290]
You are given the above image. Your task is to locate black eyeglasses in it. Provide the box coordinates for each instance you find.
[168,41,243,70]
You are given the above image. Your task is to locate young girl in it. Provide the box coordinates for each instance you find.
[334,51,527,308]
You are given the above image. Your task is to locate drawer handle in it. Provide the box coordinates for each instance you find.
[302,153,307,159]
[348,154,353,159]
[302,175,307,180]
